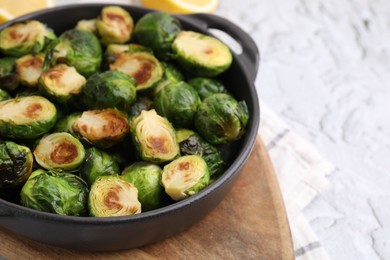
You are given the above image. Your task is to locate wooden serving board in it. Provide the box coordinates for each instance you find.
[0,138,294,260]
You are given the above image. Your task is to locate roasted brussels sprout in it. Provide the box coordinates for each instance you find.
[73,108,130,149]
[79,147,120,187]
[103,43,151,69]
[0,140,33,189]
[152,61,184,96]
[110,52,163,92]
[122,162,164,211]
[81,70,136,110]
[131,109,180,163]
[96,6,133,45]
[176,129,225,178]
[20,169,88,216]
[161,155,210,201]
[40,64,86,103]
[126,95,153,120]
[133,12,181,60]
[172,31,232,77]
[75,19,97,35]
[188,77,228,100]
[46,29,102,77]
[154,81,201,128]
[15,53,45,87]
[0,96,57,139]
[0,20,55,57]
[33,132,85,171]
[89,175,141,217]
[194,93,249,144]
[0,57,19,91]
[0,89,10,101]
[53,112,81,135]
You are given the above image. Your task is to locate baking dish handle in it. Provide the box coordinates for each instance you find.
[180,13,260,82]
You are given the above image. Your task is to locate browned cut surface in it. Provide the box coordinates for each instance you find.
[0,138,294,260]
[50,143,78,164]
[24,103,42,118]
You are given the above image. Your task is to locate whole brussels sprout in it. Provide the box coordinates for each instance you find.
[53,112,81,135]
[46,29,102,77]
[0,89,10,101]
[75,19,97,35]
[0,140,33,189]
[20,169,88,216]
[15,53,45,87]
[161,155,210,201]
[188,77,228,100]
[96,6,133,45]
[172,31,232,77]
[110,52,163,92]
[126,95,153,120]
[121,162,164,211]
[194,93,249,144]
[154,81,201,128]
[73,108,130,149]
[131,109,180,163]
[133,12,181,60]
[0,96,57,139]
[33,132,85,171]
[176,129,225,178]
[0,57,19,91]
[152,61,184,96]
[0,20,55,57]
[79,147,120,187]
[81,70,136,111]
[89,175,141,217]
[39,64,86,103]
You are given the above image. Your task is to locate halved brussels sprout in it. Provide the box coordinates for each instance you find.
[131,109,180,163]
[127,95,153,120]
[0,57,19,91]
[33,132,85,171]
[89,175,141,217]
[75,19,97,35]
[161,155,209,201]
[154,81,201,128]
[53,112,81,135]
[103,43,151,69]
[81,70,136,110]
[0,140,33,189]
[0,89,10,101]
[188,77,228,100]
[46,29,102,77]
[79,147,120,187]
[40,64,86,103]
[0,20,55,57]
[110,52,163,92]
[20,169,88,216]
[176,129,225,178]
[152,61,184,96]
[15,53,45,87]
[172,31,233,77]
[0,96,57,139]
[73,108,130,149]
[133,12,181,60]
[121,162,164,211]
[194,93,249,144]
[96,6,133,45]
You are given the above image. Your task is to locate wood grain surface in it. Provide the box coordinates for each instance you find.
[0,138,294,260]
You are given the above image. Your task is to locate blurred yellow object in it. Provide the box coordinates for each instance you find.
[140,0,218,14]
[0,0,54,24]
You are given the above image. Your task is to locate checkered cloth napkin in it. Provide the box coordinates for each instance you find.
[260,104,334,259]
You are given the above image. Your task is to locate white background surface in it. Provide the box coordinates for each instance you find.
[56,1,390,259]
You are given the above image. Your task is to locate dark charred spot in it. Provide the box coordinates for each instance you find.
[147,136,168,154]
[50,142,78,165]
[133,61,153,86]
[178,162,190,171]
[104,189,122,210]
[24,103,42,118]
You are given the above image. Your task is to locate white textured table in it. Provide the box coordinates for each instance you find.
[49,0,390,259]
